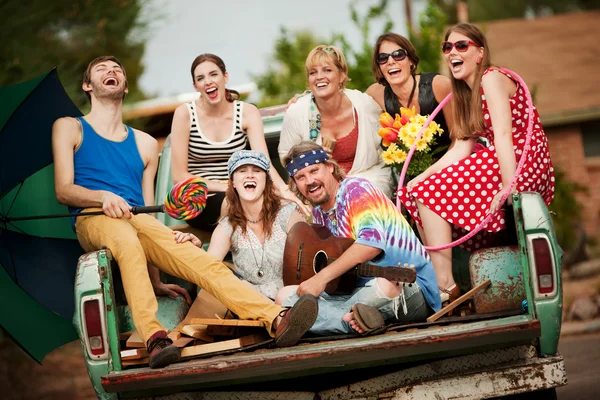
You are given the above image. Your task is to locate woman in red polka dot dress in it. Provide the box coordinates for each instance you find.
[398,23,555,304]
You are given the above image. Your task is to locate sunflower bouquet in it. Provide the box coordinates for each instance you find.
[377,106,444,180]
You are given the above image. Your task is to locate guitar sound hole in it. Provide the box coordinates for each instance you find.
[313,251,328,274]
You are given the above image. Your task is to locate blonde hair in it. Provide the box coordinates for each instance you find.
[305,45,350,89]
[445,23,492,140]
[283,141,346,204]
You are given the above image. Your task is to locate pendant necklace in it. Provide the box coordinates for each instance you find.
[249,229,266,278]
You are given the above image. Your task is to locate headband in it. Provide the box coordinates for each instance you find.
[285,149,329,177]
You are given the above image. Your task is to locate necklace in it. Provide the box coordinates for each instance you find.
[247,217,263,223]
[249,231,266,278]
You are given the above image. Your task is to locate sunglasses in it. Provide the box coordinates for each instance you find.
[441,40,480,54]
[376,49,408,65]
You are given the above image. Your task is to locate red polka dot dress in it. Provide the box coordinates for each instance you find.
[398,68,555,252]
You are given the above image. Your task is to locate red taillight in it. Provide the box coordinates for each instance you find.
[532,238,554,294]
[84,299,105,355]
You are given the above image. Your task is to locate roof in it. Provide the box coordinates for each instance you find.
[479,10,600,125]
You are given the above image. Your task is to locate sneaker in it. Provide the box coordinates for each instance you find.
[274,294,318,347]
[147,330,181,368]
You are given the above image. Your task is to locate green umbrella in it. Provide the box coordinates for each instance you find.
[0,69,83,362]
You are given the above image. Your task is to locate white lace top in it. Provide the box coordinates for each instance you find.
[219,202,297,299]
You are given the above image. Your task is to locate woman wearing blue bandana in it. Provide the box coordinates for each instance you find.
[278,45,393,198]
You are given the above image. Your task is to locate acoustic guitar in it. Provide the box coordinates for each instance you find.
[283,222,417,295]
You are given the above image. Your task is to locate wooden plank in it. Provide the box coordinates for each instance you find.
[121,333,269,367]
[167,289,229,342]
[181,325,215,342]
[189,318,266,328]
[180,333,269,358]
[119,330,134,341]
[125,330,145,348]
[121,348,148,360]
[427,280,492,323]
[206,325,263,337]
[172,336,195,348]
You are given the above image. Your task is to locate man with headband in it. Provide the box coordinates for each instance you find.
[52,56,319,369]
[276,142,441,335]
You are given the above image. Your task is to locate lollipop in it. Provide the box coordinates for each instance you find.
[164,177,208,220]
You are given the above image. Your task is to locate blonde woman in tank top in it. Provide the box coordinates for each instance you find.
[171,54,309,231]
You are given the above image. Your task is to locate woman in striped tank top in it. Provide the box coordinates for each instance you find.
[171,54,309,231]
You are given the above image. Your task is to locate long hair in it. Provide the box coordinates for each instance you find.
[224,172,283,239]
[372,32,420,86]
[283,141,346,204]
[190,53,240,102]
[445,23,492,140]
[305,45,350,89]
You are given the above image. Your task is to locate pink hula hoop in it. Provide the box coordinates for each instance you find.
[397,68,535,251]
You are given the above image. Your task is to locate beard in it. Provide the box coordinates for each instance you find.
[305,182,331,206]
[91,82,126,101]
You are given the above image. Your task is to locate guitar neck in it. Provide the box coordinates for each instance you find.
[355,263,414,282]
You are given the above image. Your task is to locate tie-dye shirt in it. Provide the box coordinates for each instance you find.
[313,177,441,312]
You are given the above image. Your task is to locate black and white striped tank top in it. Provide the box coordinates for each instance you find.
[186,100,248,182]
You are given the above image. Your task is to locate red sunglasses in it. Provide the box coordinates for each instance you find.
[441,40,480,54]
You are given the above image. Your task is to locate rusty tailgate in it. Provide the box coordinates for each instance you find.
[102,315,540,393]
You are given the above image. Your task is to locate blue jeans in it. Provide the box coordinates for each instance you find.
[283,279,431,336]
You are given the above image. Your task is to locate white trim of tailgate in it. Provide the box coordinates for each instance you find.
[80,294,110,361]
[527,233,558,300]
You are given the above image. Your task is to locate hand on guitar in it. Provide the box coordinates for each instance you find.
[297,275,328,297]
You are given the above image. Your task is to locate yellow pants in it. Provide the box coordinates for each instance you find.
[75,211,282,343]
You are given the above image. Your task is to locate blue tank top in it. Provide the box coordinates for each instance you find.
[71,117,145,216]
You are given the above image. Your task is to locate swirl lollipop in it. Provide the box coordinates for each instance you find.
[164,177,208,220]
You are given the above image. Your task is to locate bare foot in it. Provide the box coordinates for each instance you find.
[342,312,366,334]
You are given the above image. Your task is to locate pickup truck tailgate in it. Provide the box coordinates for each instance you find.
[101,314,540,393]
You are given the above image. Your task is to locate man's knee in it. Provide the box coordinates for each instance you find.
[275,286,298,305]
[375,277,402,298]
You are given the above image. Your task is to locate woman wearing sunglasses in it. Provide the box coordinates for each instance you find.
[278,45,393,198]
[171,54,309,232]
[398,23,555,305]
[366,33,453,165]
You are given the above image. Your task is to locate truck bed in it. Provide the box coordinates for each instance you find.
[101,311,540,394]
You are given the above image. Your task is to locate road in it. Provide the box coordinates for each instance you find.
[556,332,600,399]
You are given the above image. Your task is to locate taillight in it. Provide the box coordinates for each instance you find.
[528,234,557,299]
[532,238,554,294]
[84,300,105,355]
[81,295,108,360]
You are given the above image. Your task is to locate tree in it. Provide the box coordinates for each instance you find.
[408,1,448,75]
[332,0,393,92]
[0,0,150,111]
[252,28,324,108]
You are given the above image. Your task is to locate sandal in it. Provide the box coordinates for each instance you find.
[350,303,385,335]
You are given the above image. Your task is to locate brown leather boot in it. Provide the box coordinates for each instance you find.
[147,330,181,368]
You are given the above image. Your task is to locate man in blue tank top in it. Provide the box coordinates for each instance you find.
[52,56,318,368]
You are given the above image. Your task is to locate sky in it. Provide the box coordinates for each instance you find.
[138,0,426,99]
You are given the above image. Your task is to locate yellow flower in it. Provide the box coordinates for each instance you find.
[393,149,408,163]
[381,147,397,165]
[387,142,399,152]
[422,128,434,142]
[407,122,421,137]
[413,114,427,125]
[415,138,429,151]
[402,135,415,148]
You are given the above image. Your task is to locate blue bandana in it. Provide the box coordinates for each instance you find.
[285,149,329,177]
